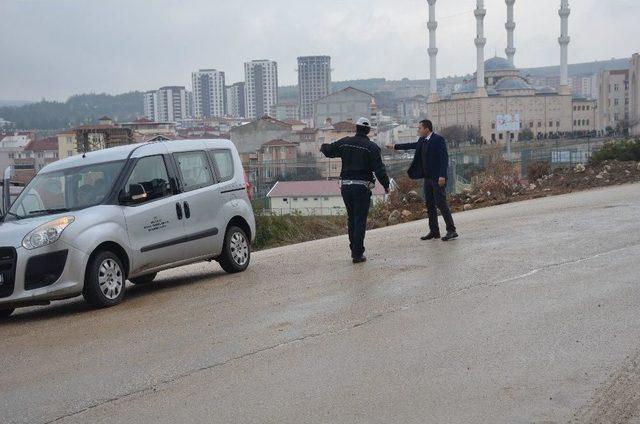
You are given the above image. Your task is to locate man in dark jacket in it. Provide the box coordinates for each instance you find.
[386,119,458,241]
[321,117,390,263]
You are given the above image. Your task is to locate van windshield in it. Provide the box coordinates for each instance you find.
[4,160,125,221]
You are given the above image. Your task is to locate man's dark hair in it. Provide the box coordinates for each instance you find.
[419,119,433,132]
[356,125,371,136]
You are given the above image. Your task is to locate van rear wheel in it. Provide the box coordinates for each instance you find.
[0,308,15,319]
[83,251,126,308]
[130,273,157,285]
[218,226,250,273]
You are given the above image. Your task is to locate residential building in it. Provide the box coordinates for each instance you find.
[143,91,155,120]
[74,121,134,153]
[258,139,299,183]
[226,82,246,118]
[270,102,300,121]
[244,60,278,119]
[597,69,630,133]
[313,87,376,128]
[267,180,386,216]
[13,137,59,183]
[153,86,191,122]
[0,132,33,179]
[121,118,176,135]
[298,56,332,120]
[629,53,640,136]
[230,116,293,155]
[57,130,78,159]
[192,69,226,118]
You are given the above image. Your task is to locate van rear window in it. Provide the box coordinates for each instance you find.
[212,150,234,182]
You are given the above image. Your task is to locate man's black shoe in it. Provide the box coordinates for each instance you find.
[441,231,459,241]
[352,256,367,264]
[421,232,441,241]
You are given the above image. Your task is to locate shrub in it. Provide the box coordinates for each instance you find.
[527,161,551,181]
[471,156,522,200]
[590,138,640,163]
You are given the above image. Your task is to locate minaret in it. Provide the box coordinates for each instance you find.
[505,0,516,65]
[474,0,487,97]
[558,0,571,95]
[427,0,439,102]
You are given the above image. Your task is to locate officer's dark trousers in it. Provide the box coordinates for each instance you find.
[341,184,371,258]
[423,178,456,234]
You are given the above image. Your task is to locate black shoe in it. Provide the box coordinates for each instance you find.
[441,231,459,241]
[421,232,441,241]
[352,256,367,264]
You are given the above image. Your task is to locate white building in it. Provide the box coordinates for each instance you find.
[630,53,640,136]
[267,180,387,216]
[298,56,332,120]
[192,69,226,118]
[244,60,278,120]
[226,82,246,118]
[313,87,376,128]
[597,69,630,133]
[143,87,193,122]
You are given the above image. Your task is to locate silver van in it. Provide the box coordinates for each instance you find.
[0,139,255,318]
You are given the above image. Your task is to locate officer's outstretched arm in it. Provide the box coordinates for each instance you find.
[320,140,341,158]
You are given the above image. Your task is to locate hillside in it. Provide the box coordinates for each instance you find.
[0,92,143,130]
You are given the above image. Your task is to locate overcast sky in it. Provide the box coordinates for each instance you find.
[1,0,638,101]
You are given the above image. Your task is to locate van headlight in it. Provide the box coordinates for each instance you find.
[22,216,75,250]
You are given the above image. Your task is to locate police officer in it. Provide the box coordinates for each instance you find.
[320,117,390,264]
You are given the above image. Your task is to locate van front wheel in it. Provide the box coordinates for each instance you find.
[218,226,250,273]
[83,251,126,308]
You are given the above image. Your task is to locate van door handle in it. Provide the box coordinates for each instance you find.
[183,201,191,219]
[176,202,183,220]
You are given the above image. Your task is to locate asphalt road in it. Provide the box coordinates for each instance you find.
[2,183,640,424]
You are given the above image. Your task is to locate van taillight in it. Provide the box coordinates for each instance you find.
[244,172,253,201]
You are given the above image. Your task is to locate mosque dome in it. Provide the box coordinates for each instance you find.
[485,57,516,71]
[494,77,533,91]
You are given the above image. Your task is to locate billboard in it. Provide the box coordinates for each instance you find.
[496,114,521,132]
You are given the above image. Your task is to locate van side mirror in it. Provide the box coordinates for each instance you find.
[129,184,147,202]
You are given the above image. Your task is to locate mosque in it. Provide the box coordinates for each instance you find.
[425,0,597,144]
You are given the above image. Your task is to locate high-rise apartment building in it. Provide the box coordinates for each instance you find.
[143,86,191,122]
[244,60,278,120]
[226,82,246,118]
[192,69,226,118]
[297,56,331,119]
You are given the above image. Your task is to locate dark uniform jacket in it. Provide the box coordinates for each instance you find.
[320,134,390,189]
[394,133,449,180]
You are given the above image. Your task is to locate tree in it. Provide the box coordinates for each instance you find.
[519,128,534,141]
[440,125,466,147]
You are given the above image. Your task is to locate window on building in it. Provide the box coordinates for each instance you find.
[614,84,619,91]
[323,197,329,201]
[529,122,534,128]
[491,123,495,129]
[538,122,542,128]
[303,198,308,201]
[574,120,577,126]
[556,121,560,127]
[614,99,619,106]
[283,198,288,202]
[499,133,503,140]
[67,151,74,157]
[587,119,590,125]
[549,121,553,127]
